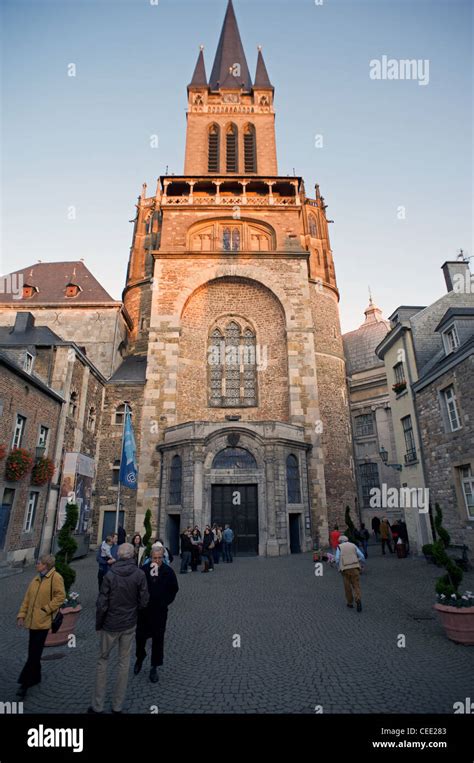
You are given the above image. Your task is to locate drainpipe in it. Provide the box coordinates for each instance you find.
[38,396,64,555]
[305,443,314,548]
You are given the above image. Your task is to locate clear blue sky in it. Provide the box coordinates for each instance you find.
[1,0,472,332]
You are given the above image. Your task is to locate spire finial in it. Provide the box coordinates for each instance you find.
[368,285,373,304]
[200,44,204,51]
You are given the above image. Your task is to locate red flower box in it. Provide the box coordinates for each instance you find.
[5,448,34,481]
[31,456,55,486]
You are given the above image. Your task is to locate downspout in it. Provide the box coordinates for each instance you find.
[305,442,314,548]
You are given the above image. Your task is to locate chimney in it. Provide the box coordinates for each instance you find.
[13,312,35,333]
[442,260,471,293]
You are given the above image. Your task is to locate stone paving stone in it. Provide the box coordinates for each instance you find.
[0,544,473,714]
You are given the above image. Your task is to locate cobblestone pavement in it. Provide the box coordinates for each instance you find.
[0,545,473,714]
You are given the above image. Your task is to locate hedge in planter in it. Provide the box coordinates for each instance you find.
[55,502,79,595]
[431,504,463,598]
[143,508,153,560]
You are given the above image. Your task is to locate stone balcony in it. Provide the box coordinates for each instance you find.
[157,176,302,208]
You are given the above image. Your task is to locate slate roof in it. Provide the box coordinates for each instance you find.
[254,49,273,90]
[189,48,208,88]
[108,355,147,384]
[209,0,253,92]
[343,300,391,375]
[0,261,116,304]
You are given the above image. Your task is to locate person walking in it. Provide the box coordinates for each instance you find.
[329,525,341,554]
[134,546,179,683]
[398,518,410,554]
[179,528,193,574]
[201,527,215,572]
[358,523,370,558]
[371,515,381,542]
[223,524,234,562]
[380,518,393,555]
[89,543,149,714]
[16,554,66,699]
[335,535,365,612]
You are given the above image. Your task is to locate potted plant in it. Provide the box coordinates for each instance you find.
[392,380,407,395]
[344,505,358,545]
[432,504,474,645]
[142,508,153,563]
[45,502,82,647]
[31,456,55,486]
[5,448,34,481]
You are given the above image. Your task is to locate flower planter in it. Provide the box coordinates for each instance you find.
[433,603,474,645]
[44,605,82,647]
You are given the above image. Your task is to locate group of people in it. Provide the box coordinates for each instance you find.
[179,524,234,573]
[371,516,410,555]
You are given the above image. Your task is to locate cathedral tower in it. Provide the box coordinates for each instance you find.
[120,0,356,555]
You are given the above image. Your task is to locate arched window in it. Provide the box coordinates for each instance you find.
[212,447,257,469]
[208,321,257,408]
[114,403,132,426]
[226,124,238,172]
[69,391,79,419]
[87,406,96,432]
[309,215,318,238]
[286,454,301,503]
[222,226,241,252]
[169,455,182,505]
[208,124,220,172]
[244,124,257,172]
[112,459,121,486]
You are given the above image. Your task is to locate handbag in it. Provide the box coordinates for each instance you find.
[49,573,64,633]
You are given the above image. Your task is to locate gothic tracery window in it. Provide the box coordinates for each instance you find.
[309,215,318,238]
[208,321,257,408]
[286,454,301,503]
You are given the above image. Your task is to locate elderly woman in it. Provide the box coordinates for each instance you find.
[16,554,66,698]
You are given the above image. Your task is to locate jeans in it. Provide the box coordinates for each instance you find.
[18,629,49,688]
[361,540,368,558]
[180,551,191,572]
[92,626,135,713]
[223,541,233,562]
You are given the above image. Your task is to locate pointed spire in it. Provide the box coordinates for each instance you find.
[189,46,207,89]
[254,46,273,90]
[209,0,252,92]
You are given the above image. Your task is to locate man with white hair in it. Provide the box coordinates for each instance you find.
[89,542,149,714]
[335,534,366,612]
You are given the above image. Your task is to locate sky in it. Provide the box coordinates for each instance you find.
[1,0,472,333]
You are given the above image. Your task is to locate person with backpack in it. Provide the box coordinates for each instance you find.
[335,535,365,612]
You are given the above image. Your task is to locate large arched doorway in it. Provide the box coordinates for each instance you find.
[211,447,258,555]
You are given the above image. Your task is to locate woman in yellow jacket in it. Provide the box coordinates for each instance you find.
[16,554,66,698]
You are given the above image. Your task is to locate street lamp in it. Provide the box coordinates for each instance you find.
[379,446,402,472]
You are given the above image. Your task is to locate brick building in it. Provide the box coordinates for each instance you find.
[0,346,63,564]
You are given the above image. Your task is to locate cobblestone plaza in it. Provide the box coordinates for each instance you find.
[1,547,473,715]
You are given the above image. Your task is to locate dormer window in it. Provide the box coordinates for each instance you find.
[22,284,38,299]
[443,325,460,354]
[24,352,34,374]
[65,283,81,298]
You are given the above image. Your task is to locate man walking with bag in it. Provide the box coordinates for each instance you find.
[335,534,365,612]
[89,542,149,714]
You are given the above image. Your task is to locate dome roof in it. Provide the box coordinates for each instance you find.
[343,298,391,375]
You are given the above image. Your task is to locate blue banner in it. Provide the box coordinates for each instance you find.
[119,410,138,489]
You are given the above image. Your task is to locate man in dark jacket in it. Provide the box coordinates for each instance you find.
[89,543,149,714]
[134,546,179,683]
[179,528,193,574]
